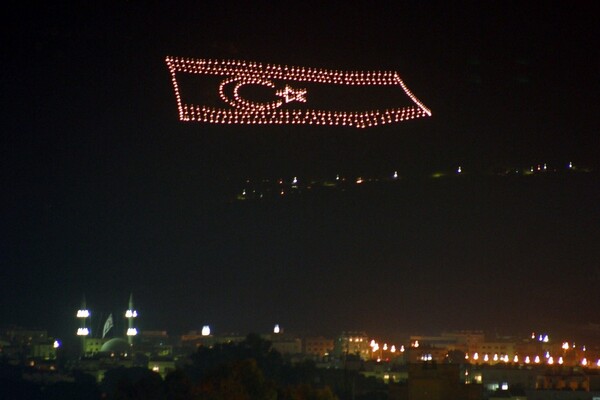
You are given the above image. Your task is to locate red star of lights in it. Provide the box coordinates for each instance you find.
[276,85,307,103]
[165,56,431,129]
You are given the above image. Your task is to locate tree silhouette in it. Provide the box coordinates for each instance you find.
[196,359,276,400]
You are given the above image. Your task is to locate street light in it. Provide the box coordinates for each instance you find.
[202,325,211,336]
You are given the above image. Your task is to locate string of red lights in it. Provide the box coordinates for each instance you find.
[165,57,432,129]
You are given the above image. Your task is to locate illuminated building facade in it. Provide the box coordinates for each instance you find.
[334,331,371,360]
[270,337,302,355]
[389,363,482,400]
[0,326,60,363]
[303,336,334,358]
[83,338,107,355]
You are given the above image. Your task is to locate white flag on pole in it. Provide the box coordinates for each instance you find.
[102,313,114,338]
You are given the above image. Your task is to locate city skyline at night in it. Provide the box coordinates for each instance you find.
[2,2,599,347]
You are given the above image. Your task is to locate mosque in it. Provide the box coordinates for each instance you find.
[74,294,176,381]
[76,293,139,357]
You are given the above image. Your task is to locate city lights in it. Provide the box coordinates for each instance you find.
[64,298,600,375]
[76,298,91,349]
[201,325,211,336]
[165,56,432,129]
[276,85,307,103]
[126,294,138,345]
[77,328,89,336]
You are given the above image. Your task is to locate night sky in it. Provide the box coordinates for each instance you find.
[2,2,599,342]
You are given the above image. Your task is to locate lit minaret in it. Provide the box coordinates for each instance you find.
[125,293,138,344]
[76,295,90,353]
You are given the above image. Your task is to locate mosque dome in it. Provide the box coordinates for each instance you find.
[100,338,131,354]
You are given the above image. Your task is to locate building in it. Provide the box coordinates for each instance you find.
[83,338,108,356]
[389,362,482,400]
[0,326,60,364]
[303,336,334,358]
[334,331,371,360]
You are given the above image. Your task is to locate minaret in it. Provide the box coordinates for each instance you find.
[76,295,90,353]
[125,293,138,345]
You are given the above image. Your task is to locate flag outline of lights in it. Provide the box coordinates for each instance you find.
[165,57,431,129]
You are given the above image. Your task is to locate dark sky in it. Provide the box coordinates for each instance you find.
[1,2,599,342]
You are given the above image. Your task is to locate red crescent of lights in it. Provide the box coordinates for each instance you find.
[218,77,284,111]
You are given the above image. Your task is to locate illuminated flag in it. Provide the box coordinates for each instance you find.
[102,313,114,338]
[165,57,431,129]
